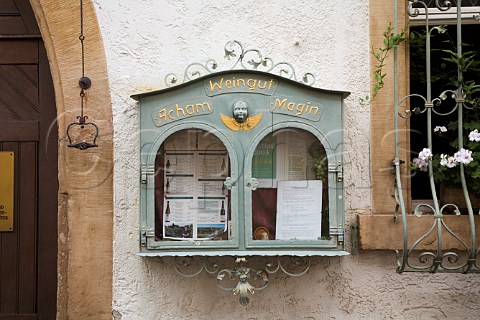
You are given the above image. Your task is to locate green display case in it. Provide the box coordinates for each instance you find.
[134,70,349,257]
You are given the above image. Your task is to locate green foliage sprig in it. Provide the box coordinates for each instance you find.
[360,23,407,107]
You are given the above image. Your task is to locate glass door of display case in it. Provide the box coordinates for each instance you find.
[244,124,343,250]
[142,125,241,251]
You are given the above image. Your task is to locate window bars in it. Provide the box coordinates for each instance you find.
[394,0,480,273]
[424,0,480,6]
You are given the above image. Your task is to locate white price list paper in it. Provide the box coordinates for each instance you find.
[163,150,228,240]
[275,180,322,240]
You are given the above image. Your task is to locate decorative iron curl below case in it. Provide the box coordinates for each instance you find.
[173,256,310,305]
[164,40,315,88]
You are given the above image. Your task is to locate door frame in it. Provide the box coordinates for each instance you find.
[29,1,114,318]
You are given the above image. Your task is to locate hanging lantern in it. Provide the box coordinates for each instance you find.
[66,0,99,150]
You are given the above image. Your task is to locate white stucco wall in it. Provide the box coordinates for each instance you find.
[93,0,480,319]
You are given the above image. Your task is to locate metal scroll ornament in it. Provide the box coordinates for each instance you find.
[174,256,310,305]
[164,40,315,87]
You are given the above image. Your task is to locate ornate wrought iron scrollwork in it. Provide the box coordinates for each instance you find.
[66,76,99,150]
[66,118,99,150]
[173,256,310,305]
[394,1,480,273]
[173,256,220,277]
[164,40,315,87]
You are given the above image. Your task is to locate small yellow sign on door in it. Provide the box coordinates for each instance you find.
[0,152,14,232]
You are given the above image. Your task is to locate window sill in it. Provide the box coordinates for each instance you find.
[139,250,350,257]
[358,214,480,250]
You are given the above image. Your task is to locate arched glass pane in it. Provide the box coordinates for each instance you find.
[154,129,230,241]
[251,128,329,241]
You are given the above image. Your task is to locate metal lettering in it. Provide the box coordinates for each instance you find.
[271,97,322,121]
[207,77,276,95]
[155,101,213,127]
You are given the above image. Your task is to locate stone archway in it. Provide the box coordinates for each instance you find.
[30,0,114,318]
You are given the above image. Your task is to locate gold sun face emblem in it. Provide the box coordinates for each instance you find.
[220,100,262,131]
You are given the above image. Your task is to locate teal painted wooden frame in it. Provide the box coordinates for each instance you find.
[133,70,350,256]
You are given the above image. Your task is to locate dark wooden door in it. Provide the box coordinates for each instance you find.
[0,1,58,319]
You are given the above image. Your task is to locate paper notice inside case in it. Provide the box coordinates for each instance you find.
[165,175,194,194]
[164,153,194,175]
[286,133,307,180]
[275,180,322,240]
[197,153,228,179]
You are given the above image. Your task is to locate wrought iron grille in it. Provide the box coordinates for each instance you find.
[393,0,480,273]
[423,0,480,6]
